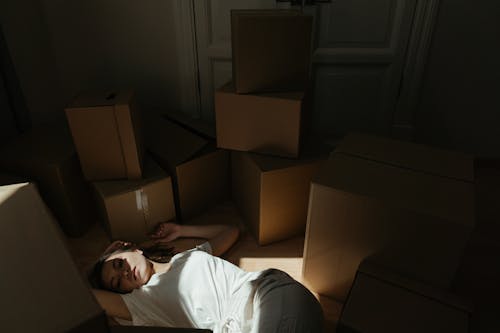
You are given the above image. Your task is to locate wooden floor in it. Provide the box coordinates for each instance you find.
[65,201,342,332]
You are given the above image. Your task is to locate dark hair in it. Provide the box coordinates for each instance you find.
[88,241,175,292]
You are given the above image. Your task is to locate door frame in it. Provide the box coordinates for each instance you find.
[172,0,201,118]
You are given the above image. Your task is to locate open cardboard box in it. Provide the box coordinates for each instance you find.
[0,123,97,237]
[303,133,475,302]
[65,89,143,181]
[145,117,229,221]
[93,156,176,243]
[337,260,472,333]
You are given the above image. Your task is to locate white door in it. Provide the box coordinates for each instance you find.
[185,0,430,139]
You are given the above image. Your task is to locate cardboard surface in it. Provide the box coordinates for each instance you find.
[0,183,107,332]
[215,82,304,158]
[65,89,143,181]
[163,111,216,140]
[0,123,97,236]
[93,157,175,243]
[335,133,475,181]
[337,262,470,333]
[231,151,325,245]
[145,117,230,221]
[231,9,312,93]
[302,148,475,302]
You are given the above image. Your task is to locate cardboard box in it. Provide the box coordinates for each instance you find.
[0,182,108,332]
[337,260,471,333]
[93,157,176,243]
[231,9,312,93]
[231,150,326,245]
[65,89,143,181]
[145,117,230,221]
[215,82,306,158]
[334,132,475,181]
[163,111,216,140]
[0,123,97,237]
[302,134,475,302]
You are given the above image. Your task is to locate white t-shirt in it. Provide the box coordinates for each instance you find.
[120,242,263,332]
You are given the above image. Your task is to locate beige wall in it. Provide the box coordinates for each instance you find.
[416,0,500,157]
[0,0,62,125]
[2,0,184,125]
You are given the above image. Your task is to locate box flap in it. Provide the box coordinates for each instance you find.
[144,117,208,171]
[335,133,475,182]
[316,154,475,227]
[0,183,105,332]
[163,110,216,140]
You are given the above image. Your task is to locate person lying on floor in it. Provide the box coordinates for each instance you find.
[89,222,323,333]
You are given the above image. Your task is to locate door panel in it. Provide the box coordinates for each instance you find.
[313,64,390,135]
[193,0,417,138]
[312,0,416,138]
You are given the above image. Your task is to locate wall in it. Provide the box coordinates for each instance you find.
[39,0,183,119]
[0,0,62,125]
[1,0,184,125]
[415,0,500,157]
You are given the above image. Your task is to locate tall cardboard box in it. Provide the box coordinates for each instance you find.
[302,133,475,302]
[0,124,97,237]
[231,151,326,245]
[231,9,312,93]
[0,182,108,332]
[215,82,306,158]
[65,89,143,181]
[337,260,471,333]
[93,157,175,243]
[145,117,230,221]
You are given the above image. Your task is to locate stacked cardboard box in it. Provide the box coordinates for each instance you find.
[65,90,176,241]
[213,9,322,245]
[215,9,313,158]
[302,133,475,302]
[337,260,472,333]
[0,123,96,236]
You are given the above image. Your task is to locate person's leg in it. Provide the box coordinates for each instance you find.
[253,271,323,332]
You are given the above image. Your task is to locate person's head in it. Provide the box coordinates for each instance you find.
[89,241,173,294]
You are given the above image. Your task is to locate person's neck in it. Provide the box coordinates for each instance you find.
[152,261,171,275]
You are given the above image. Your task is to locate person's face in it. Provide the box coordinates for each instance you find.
[101,249,153,293]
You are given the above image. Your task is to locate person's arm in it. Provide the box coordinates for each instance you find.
[150,223,239,257]
[92,289,131,321]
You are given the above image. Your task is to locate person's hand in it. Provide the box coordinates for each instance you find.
[149,222,182,242]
